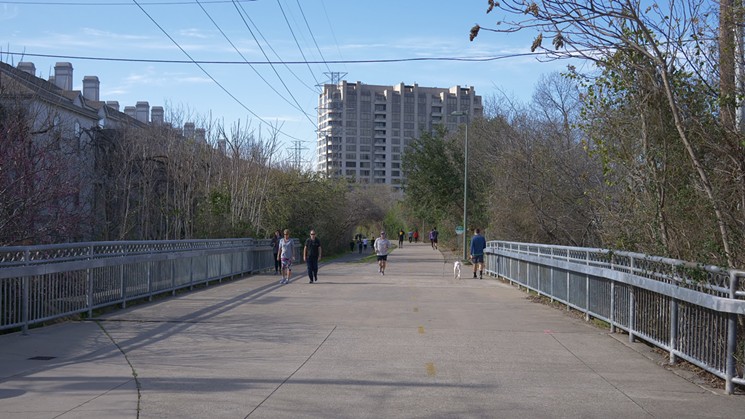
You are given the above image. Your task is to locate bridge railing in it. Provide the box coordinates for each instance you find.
[0,238,300,334]
[485,240,745,394]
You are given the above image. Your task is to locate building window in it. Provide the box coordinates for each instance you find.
[345,161,357,167]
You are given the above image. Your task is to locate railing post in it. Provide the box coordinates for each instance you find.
[87,245,93,318]
[669,299,678,364]
[120,265,126,309]
[550,248,554,303]
[610,281,615,333]
[629,287,636,343]
[21,249,30,335]
[629,255,636,343]
[189,256,194,290]
[147,262,153,302]
[725,271,739,394]
[171,259,176,296]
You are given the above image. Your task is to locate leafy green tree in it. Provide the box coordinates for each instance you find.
[402,126,463,229]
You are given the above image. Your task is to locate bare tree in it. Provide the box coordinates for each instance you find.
[473,0,744,267]
[0,92,89,245]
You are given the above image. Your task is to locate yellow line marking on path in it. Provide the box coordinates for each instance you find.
[425,362,436,376]
[418,326,425,334]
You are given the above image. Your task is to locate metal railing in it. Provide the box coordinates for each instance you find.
[485,240,745,394]
[0,238,300,334]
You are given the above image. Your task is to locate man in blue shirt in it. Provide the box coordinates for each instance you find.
[470,228,487,279]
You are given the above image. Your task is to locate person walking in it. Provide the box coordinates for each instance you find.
[413,229,419,243]
[277,229,295,284]
[270,230,281,275]
[430,227,439,250]
[398,229,405,247]
[470,228,487,279]
[374,231,391,275]
[303,229,322,284]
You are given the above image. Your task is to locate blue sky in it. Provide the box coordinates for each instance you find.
[1,0,568,166]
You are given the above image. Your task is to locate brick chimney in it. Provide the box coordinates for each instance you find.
[183,122,195,138]
[151,106,164,125]
[54,62,73,91]
[135,101,150,123]
[195,128,206,142]
[124,106,136,118]
[82,76,100,101]
[106,101,120,111]
[17,62,36,75]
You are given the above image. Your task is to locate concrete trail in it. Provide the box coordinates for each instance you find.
[1,242,743,418]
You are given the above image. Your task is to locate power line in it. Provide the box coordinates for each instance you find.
[0,0,256,4]
[275,0,322,90]
[233,0,318,94]
[320,0,346,75]
[295,0,332,75]
[2,50,542,64]
[193,0,315,122]
[130,0,305,141]
[229,0,317,126]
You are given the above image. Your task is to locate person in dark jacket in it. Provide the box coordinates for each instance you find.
[470,228,487,279]
[304,230,322,283]
[270,230,281,275]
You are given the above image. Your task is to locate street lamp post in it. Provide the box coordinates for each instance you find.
[451,111,469,261]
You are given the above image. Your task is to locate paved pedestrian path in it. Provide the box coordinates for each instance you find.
[1,242,744,418]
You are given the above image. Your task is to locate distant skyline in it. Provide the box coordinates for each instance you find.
[1,0,570,166]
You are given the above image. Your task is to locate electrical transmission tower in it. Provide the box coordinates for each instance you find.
[321,71,347,86]
[288,140,308,171]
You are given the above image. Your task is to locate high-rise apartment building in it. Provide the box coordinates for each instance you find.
[317,81,482,188]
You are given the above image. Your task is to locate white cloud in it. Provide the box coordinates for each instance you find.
[178,28,212,39]
[0,4,19,21]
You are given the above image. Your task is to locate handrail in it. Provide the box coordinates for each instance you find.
[0,238,300,334]
[485,240,745,394]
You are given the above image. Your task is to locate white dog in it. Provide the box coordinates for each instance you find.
[453,261,462,279]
